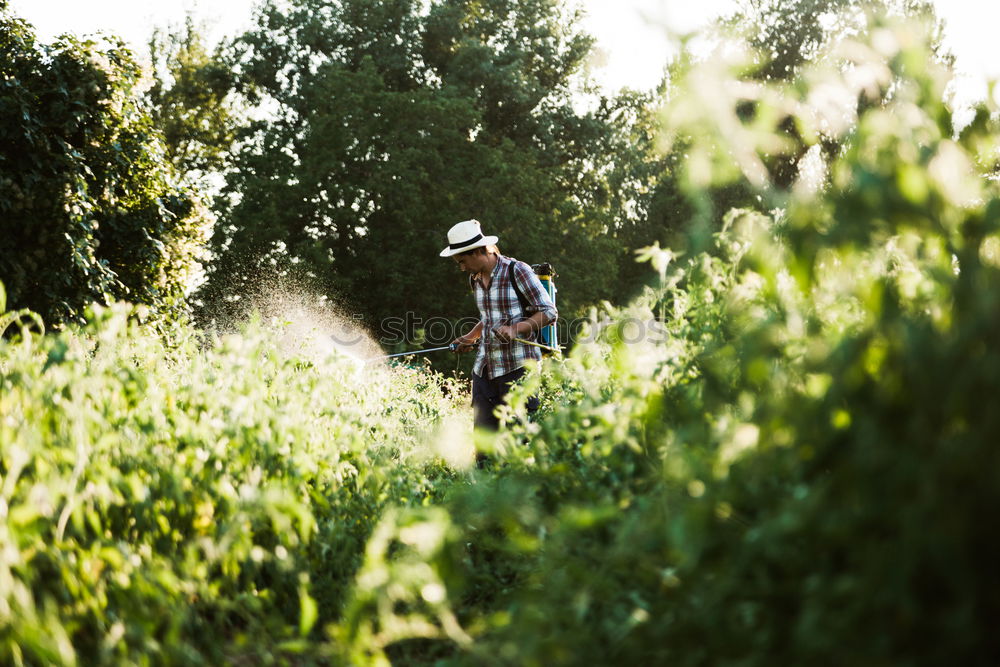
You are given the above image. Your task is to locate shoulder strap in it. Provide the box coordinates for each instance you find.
[509,261,531,314]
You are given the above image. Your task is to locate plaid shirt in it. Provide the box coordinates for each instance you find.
[471,255,558,379]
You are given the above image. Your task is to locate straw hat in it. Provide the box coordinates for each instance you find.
[439,219,499,257]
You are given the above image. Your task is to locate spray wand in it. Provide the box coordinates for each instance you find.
[368,336,560,363]
[509,337,561,355]
[374,343,461,361]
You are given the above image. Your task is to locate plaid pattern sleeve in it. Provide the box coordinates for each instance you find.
[472,255,558,379]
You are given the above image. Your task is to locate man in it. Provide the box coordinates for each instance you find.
[441,219,558,430]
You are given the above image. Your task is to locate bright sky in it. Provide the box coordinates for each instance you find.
[7,0,1000,97]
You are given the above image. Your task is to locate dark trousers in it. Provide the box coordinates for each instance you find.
[471,366,539,430]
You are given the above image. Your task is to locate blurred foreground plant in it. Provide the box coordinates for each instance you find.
[337,12,1000,665]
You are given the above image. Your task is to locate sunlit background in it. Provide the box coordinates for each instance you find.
[9,0,1000,99]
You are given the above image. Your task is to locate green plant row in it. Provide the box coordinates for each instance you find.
[1,301,468,665]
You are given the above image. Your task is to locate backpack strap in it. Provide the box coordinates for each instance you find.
[509,261,532,316]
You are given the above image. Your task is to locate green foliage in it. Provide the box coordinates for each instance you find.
[0,300,467,664]
[146,15,238,183]
[725,0,946,82]
[0,10,210,328]
[690,0,949,204]
[5,6,1000,667]
[198,0,652,334]
[329,13,1000,665]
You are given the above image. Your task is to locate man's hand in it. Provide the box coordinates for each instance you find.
[452,336,477,353]
[492,324,517,344]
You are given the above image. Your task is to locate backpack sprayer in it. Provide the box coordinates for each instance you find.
[531,263,558,350]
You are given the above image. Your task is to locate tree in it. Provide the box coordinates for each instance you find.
[655,0,952,224]
[726,0,946,82]
[0,9,210,327]
[198,0,644,345]
[146,16,237,186]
